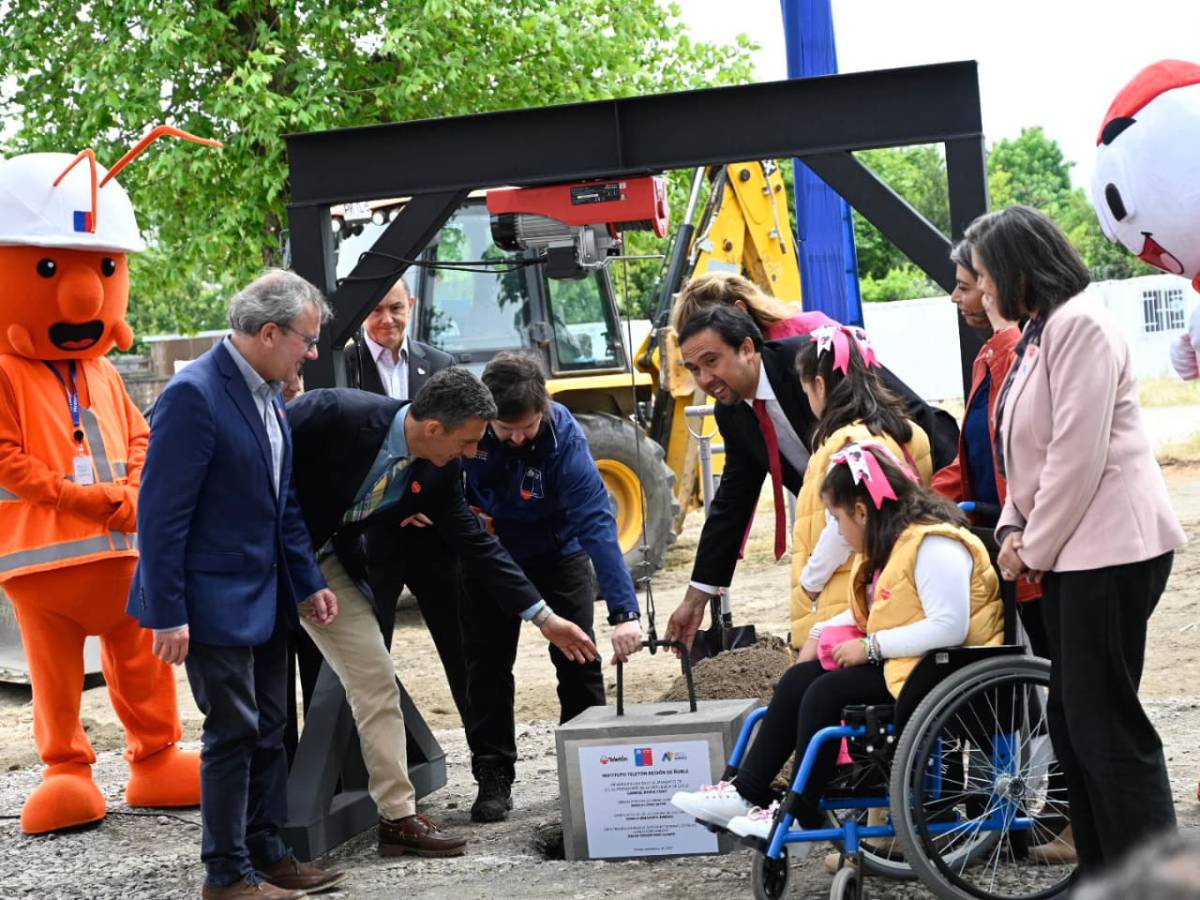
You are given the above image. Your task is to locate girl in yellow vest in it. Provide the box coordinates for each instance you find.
[671,442,1003,840]
[789,325,932,652]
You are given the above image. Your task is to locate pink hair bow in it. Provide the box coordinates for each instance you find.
[830,441,913,510]
[812,325,879,374]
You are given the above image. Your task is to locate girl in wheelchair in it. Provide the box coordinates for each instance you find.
[789,324,932,654]
[673,442,1003,842]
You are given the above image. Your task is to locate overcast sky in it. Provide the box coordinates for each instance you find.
[673,0,1200,192]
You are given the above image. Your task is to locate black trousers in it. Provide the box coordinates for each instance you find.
[734,660,892,823]
[461,550,605,779]
[186,620,291,887]
[1040,552,1176,872]
[365,526,469,725]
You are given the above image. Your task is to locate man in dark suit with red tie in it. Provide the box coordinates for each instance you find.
[663,305,952,653]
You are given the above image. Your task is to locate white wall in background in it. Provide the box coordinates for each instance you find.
[859,273,1199,404]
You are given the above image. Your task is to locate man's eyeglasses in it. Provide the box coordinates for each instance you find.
[278,324,320,350]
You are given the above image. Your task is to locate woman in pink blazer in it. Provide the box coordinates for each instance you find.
[966,205,1186,876]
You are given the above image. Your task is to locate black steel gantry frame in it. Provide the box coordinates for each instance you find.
[281,59,990,858]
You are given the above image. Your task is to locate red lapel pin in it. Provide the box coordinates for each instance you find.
[411,481,422,494]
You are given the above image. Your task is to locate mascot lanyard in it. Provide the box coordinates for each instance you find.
[43,361,94,485]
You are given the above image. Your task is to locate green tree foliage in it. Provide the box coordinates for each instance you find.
[986,126,1073,210]
[850,146,946,301]
[987,127,1151,282]
[0,1,753,338]
[851,126,1151,302]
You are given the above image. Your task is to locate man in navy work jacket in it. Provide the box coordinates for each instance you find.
[130,270,344,900]
[286,369,599,856]
[461,351,643,823]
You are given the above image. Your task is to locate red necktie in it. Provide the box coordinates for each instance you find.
[752,399,788,561]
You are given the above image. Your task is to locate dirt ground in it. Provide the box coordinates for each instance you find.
[2,466,1200,897]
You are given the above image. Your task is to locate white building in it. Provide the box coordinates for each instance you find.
[863,273,1196,403]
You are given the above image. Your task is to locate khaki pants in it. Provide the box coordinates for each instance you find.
[301,555,415,820]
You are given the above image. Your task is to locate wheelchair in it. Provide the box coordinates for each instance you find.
[713,512,1074,900]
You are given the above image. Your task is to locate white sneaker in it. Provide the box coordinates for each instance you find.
[670,781,751,828]
[728,801,780,841]
[729,803,812,859]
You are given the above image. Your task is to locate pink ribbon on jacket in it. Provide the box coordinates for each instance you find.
[812,325,879,374]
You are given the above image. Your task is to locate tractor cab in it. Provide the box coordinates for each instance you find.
[330,193,675,578]
[334,197,631,378]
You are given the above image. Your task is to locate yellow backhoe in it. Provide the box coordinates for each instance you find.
[331,161,803,579]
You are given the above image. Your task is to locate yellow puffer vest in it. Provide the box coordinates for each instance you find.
[849,522,1003,698]
[788,421,932,648]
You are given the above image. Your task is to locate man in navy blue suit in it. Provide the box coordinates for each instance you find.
[130,270,345,900]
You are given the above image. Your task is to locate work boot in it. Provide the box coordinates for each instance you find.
[1027,824,1077,865]
[201,876,304,899]
[860,806,904,861]
[379,813,467,857]
[471,767,514,823]
[260,855,345,894]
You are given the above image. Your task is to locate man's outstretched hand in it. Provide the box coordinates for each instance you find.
[539,613,598,664]
[664,585,712,658]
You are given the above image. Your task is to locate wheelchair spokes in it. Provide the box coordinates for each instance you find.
[898,660,1073,900]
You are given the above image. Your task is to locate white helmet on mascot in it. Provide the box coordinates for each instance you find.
[0,152,146,253]
[1092,60,1200,292]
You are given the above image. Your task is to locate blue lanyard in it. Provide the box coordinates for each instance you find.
[44,361,85,446]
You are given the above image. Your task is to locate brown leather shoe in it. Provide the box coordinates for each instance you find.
[260,856,345,894]
[379,813,467,858]
[201,877,306,899]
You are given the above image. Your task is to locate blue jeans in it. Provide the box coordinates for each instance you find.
[185,620,291,886]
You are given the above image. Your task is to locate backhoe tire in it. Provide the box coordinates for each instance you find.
[575,413,678,581]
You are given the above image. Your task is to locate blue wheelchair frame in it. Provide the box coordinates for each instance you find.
[726,705,1035,864]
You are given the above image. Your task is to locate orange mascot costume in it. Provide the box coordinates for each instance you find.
[0,127,217,833]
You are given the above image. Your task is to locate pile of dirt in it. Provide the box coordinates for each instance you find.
[658,634,792,705]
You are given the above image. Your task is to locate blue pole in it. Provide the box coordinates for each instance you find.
[780,0,864,326]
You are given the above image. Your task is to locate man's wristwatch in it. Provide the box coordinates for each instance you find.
[531,606,553,628]
[608,610,641,626]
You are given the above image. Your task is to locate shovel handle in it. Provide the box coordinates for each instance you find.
[616,639,697,717]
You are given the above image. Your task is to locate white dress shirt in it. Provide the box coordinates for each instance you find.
[689,361,811,595]
[223,336,283,496]
[747,363,809,474]
[363,331,410,400]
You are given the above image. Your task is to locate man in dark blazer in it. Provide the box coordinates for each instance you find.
[663,305,954,653]
[131,270,344,900]
[287,370,597,857]
[342,276,451,402]
[340,276,469,723]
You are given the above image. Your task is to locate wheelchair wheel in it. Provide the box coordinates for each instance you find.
[890,655,1073,900]
[751,846,792,900]
[829,865,859,900]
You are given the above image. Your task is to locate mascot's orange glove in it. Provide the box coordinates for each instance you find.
[56,479,122,523]
[103,484,139,534]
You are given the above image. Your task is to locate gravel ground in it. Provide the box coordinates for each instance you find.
[3,700,1199,900]
[4,470,1200,898]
